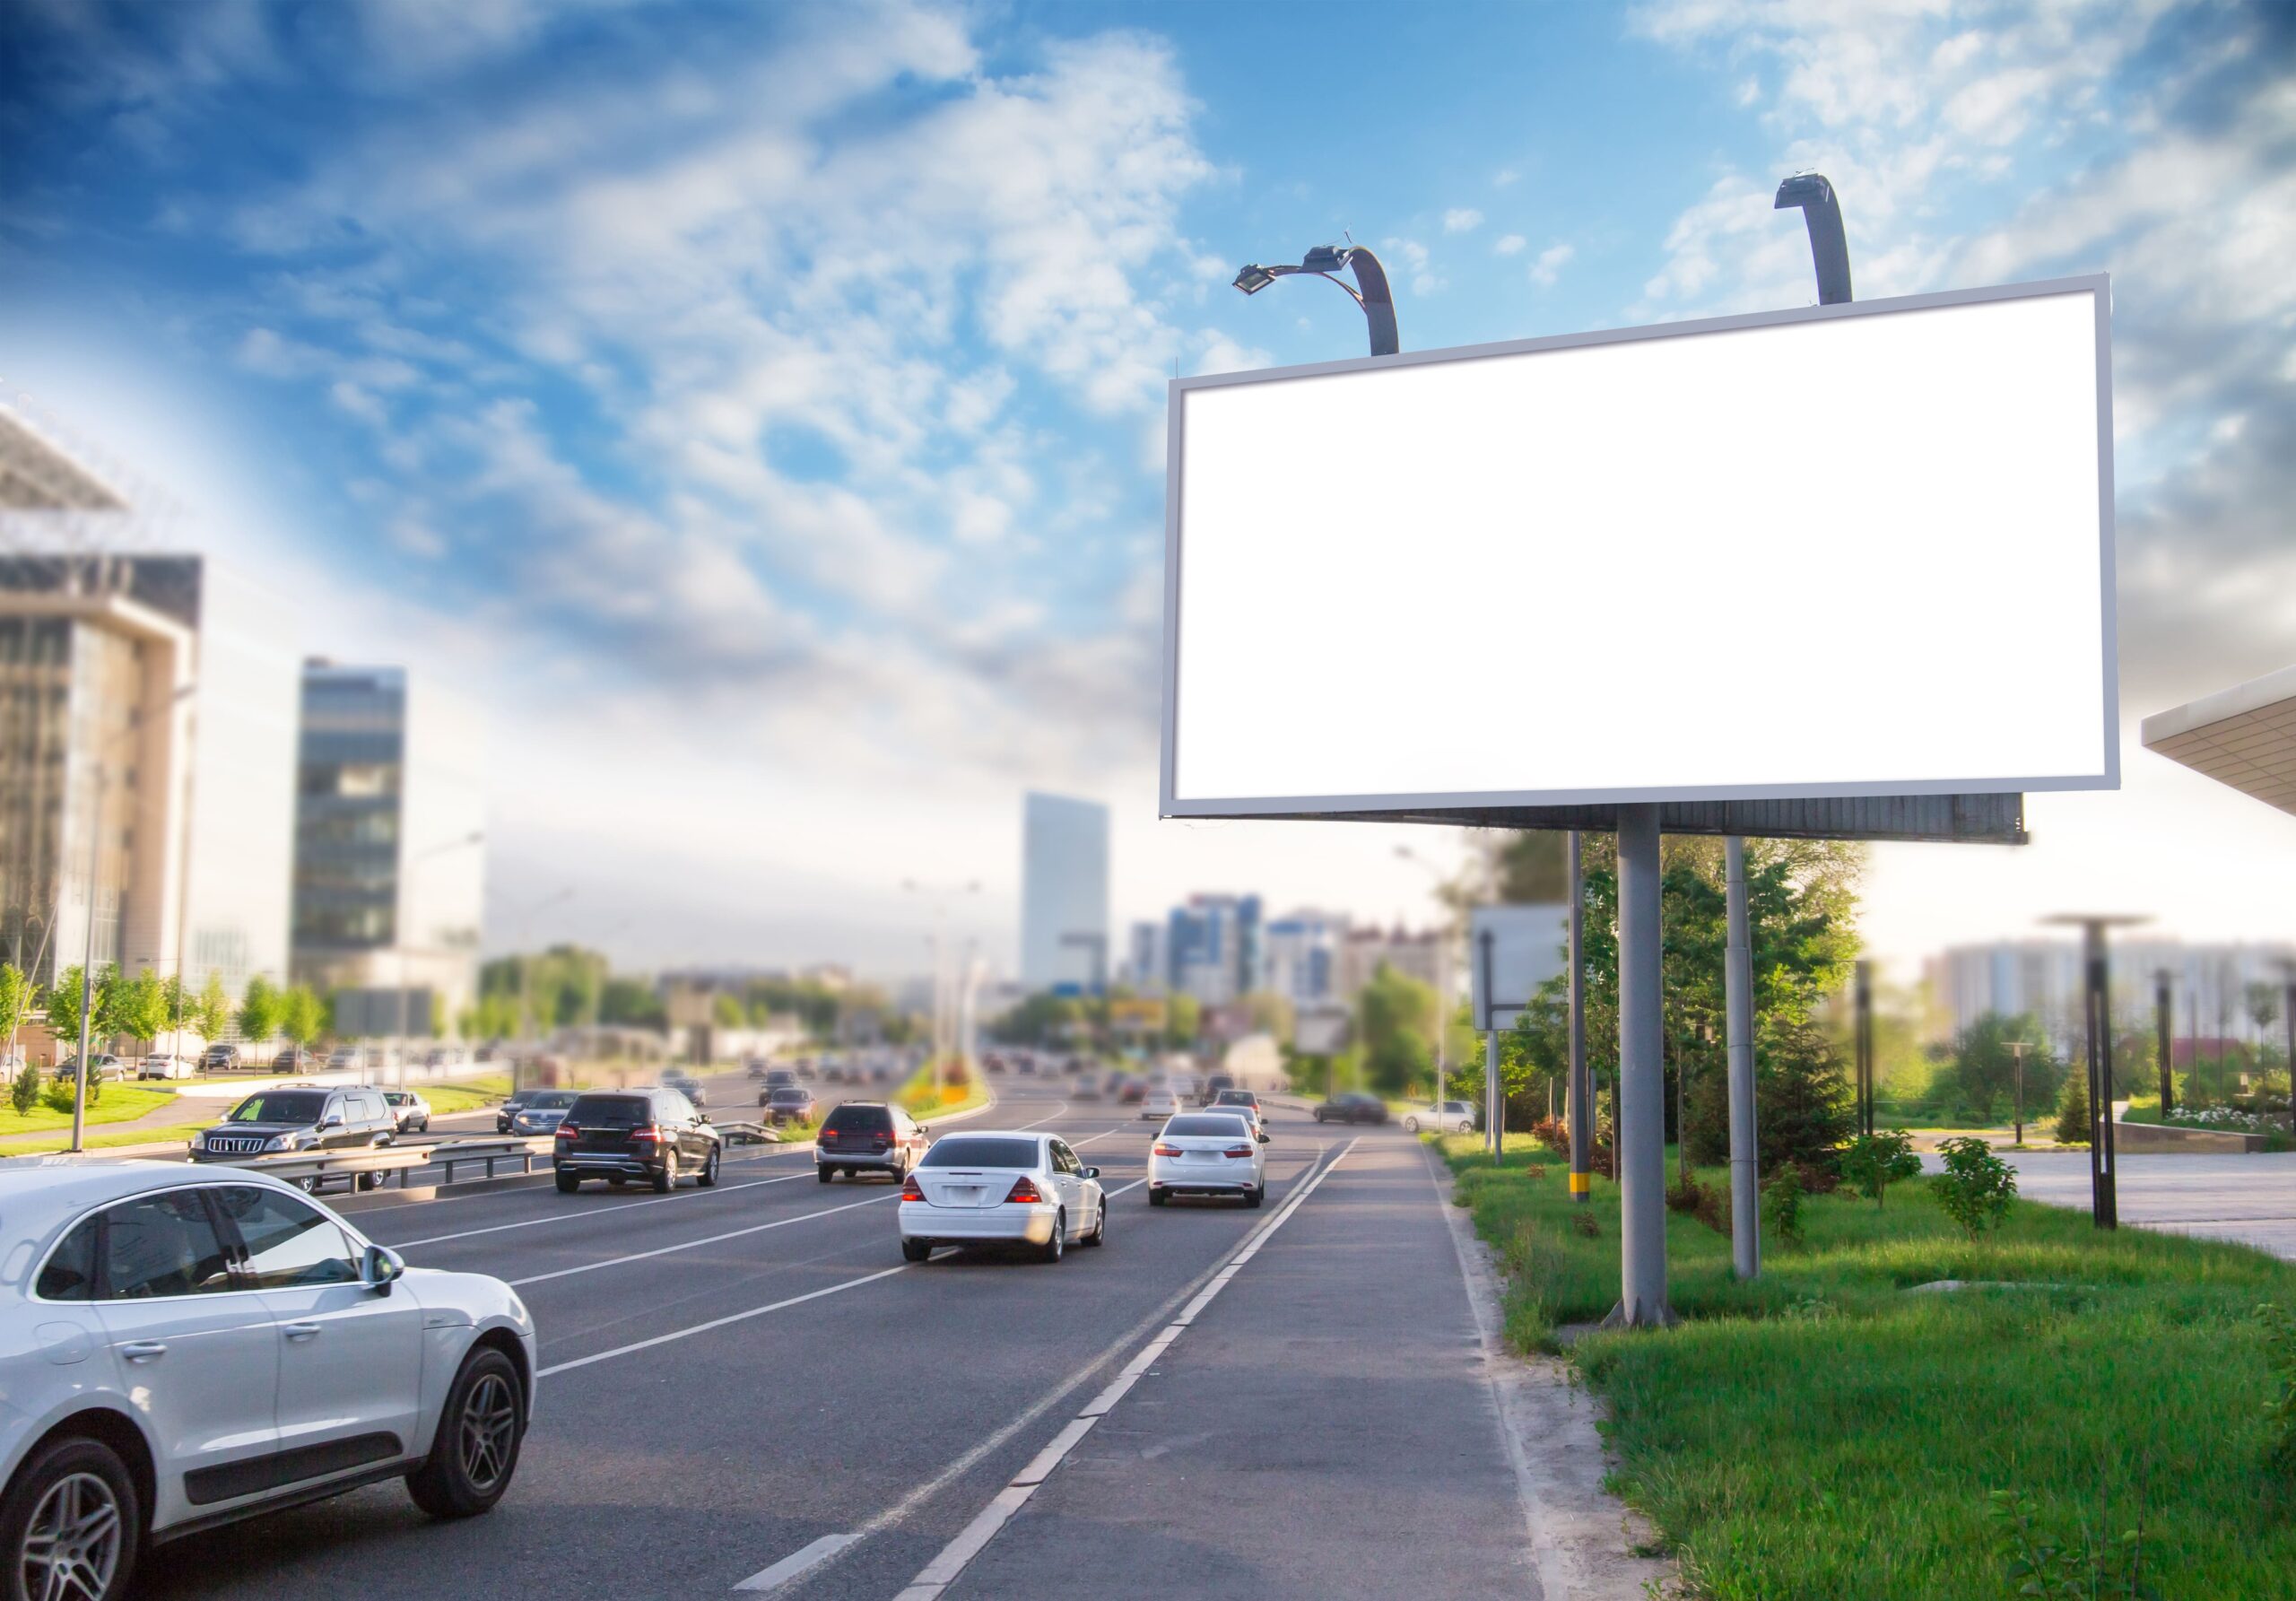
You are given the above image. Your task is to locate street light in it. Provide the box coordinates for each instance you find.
[2040,913,2149,1228]
[2004,1040,2032,1147]
[1232,242,1400,357]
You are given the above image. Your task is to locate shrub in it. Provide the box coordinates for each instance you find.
[1527,1115,1569,1156]
[9,1063,39,1118]
[1665,1173,1704,1214]
[2260,1301,2296,1479]
[2055,1070,2092,1146]
[1840,1128,1922,1208]
[1692,1182,1729,1237]
[40,1081,74,1116]
[1931,1135,2017,1240]
[1761,1164,1804,1249]
[1570,1211,1598,1239]
[1987,1488,2161,1600]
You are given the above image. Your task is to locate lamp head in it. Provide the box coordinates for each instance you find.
[1298,243,1353,274]
[1231,264,1277,295]
[1773,172,1836,212]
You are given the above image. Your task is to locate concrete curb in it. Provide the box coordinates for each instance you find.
[1424,1143,1678,1601]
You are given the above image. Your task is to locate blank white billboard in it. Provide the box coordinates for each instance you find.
[1469,904,1569,1031]
[1161,278,2116,817]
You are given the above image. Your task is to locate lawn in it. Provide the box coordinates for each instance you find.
[1440,1135,2296,1600]
[420,1075,512,1116]
[0,1083,180,1140]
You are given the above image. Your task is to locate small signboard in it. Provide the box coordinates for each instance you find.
[1469,904,1569,1031]
[1294,1003,1352,1056]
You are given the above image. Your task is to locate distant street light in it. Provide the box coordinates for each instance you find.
[1773,173,1853,305]
[1232,243,1400,357]
[2004,1040,2032,1148]
[2040,913,2149,1227]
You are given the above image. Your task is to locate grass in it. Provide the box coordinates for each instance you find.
[896,1064,990,1120]
[0,1083,181,1140]
[419,1075,512,1116]
[1440,1135,2296,1600]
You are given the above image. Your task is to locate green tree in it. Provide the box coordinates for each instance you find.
[599,978,665,1029]
[1164,992,1201,1048]
[48,964,114,1048]
[2054,1069,2092,1146]
[711,992,744,1030]
[0,964,35,1048]
[193,970,231,1043]
[1240,989,1295,1044]
[1358,961,1436,1097]
[280,985,326,1048]
[117,968,169,1044]
[1840,1128,1922,1208]
[1931,1135,2017,1240]
[1931,1013,2065,1125]
[9,1061,39,1118]
[237,974,284,1047]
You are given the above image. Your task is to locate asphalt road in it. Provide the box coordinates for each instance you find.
[128,1079,1542,1600]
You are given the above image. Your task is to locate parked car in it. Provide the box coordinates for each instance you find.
[898,1131,1106,1262]
[382,1090,434,1135]
[508,1090,578,1136]
[1200,1072,1236,1106]
[1402,1100,1477,1135]
[494,1091,534,1135]
[270,1047,317,1072]
[327,1046,370,1073]
[1149,1111,1267,1207]
[188,1086,400,1192]
[761,1085,817,1126]
[659,1067,707,1107]
[52,1055,125,1085]
[1139,1087,1180,1122]
[198,1042,241,1072]
[1,1161,534,1597]
[1314,1092,1389,1125]
[552,1088,721,1193]
[760,1066,800,1093]
[137,1053,196,1082]
[815,1101,929,1183]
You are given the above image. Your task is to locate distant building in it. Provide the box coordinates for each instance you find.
[1021,791,1109,992]
[290,663,484,1032]
[1167,893,1262,1006]
[1925,937,2296,1057]
[1125,918,1169,994]
[0,549,297,1004]
[1263,909,1345,1005]
[1337,923,1446,1003]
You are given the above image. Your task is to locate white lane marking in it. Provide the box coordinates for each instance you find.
[722,1144,1343,1597]
[508,1194,900,1286]
[395,1101,1065,1249]
[890,1137,1357,1600]
[732,1533,859,1594]
[538,1265,911,1377]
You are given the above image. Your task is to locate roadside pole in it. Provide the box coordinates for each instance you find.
[2283,964,2295,1144]
[1854,960,1874,1136]
[1479,928,1501,1159]
[2046,914,2143,1228]
[1723,837,1758,1278]
[2008,1041,2030,1146]
[1566,831,1591,1205]
[1609,804,1672,1327]
[2154,970,2174,1117]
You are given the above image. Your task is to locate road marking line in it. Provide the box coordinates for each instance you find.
[508,1194,899,1286]
[731,1533,859,1594]
[891,1135,1357,1599]
[538,1265,909,1377]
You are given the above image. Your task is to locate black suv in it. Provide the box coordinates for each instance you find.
[553,1087,722,1193]
[188,1085,399,1190]
[815,1101,927,1183]
[1313,1092,1389,1125]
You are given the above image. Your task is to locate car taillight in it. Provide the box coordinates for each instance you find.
[1004,1176,1043,1204]
[900,1172,925,1201]
[554,1123,578,1139]
[1224,1144,1255,1158]
[631,1125,665,1142]
[821,1127,839,1141]
[1152,1144,1182,1157]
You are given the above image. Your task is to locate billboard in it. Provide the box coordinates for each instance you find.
[332,986,436,1039]
[1294,1004,1352,1057]
[1468,905,1569,1031]
[1162,277,2116,821]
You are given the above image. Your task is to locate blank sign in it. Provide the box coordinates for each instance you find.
[1162,279,2115,816]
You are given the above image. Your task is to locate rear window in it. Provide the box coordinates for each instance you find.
[769,1088,810,1103]
[1213,1092,1257,1105]
[1443,1101,1473,1114]
[921,1137,1040,1169]
[526,1092,579,1109]
[1166,1115,1252,1138]
[567,1094,653,1127]
[227,1092,327,1125]
[823,1105,891,1134]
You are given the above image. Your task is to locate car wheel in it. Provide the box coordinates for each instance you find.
[886,1159,906,1186]
[405,1346,525,1519]
[555,1172,580,1194]
[653,1153,677,1194]
[1404,1117,1420,1133]
[1148,1188,1168,1207]
[356,1170,381,1193]
[1040,1210,1065,1264]
[1244,1185,1265,1209]
[900,1239,931,1263]
[1084,1198,1107,1246]
[697,1147,721,1188]
[817,1166,834,1184]
[2,1434,140,1601]
[297,1175,321,1195]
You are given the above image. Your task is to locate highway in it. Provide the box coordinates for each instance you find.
[131,1076,1546,1599]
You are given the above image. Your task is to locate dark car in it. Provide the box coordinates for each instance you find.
[51,1054,125,1084]
[1114,1075,1146,1104]
[761,1085,817,1125]
[1200,1072,1236,1106]
[761,1067,800,1092]
[188,1084,398,1191]
[509,1089,581,1135]
[815,1101,928,1183]
[271,1046,317,1071]
[553,1087,721,1193]
[198,1042,240,1071]
[1314,1092,1388,1125]
[495,1090,535,1134]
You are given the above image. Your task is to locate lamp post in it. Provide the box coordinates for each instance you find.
[1567,832,1590,1207]
[2004,1040,2032,1147]
[1232,243,1400,357]
[2154,969,2174,1118]
[2041,914,2148,1228]
[2282,961,2296,1145]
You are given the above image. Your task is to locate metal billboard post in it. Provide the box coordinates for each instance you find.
[1608,804,1673,1327]
[1566,831,1591,1204]
[1723,838,1758,1278]
[1478,927,1500,1158]
[1854,960,1875,1136]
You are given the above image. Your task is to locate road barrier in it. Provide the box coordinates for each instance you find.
[195,1135,558,1191]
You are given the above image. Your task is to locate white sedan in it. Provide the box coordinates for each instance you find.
[1138,1088,1180,1122]
[0,1162,536,1599]
[1148,1111,1267,1207]
[136,1054,196,1081]
[898,1131,1107,1263]
[1402,1100,1478,1135]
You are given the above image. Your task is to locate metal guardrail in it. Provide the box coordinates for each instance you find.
[195,1136,557,1190]
[422,1136,557,1184]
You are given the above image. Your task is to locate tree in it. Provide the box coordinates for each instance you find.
[0,964,34,1048]
[1930,1135,2017,1240]
[1240,989,1295,1044]
[1840,1129,1922,1208]
[1164,992,1201,1048]
[9,1061,39,1118]
[1358,961,1436,1097]
[711,992,744,1031]
[193,971,231,1043]
[2054,1070,2091,1146]
[1929,1013,2066,1125]
[48,964,92,1048]
[117,969,168,1044]
[237,974,284,1047]
[280,986,326,1049]
[2247,981,2282,1045]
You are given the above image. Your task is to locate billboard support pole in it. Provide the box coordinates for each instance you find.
[1723,837,1759,1278]
[1607,804,1673,1327]
[2154,969,2174,1118]
[1566,831,1590,1204]
[1479,928,1500,1159]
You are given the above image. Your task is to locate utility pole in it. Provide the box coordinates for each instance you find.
[70,761,105,1154]
[1723,838,1758,1277]
[2005,1040,2031,1147]
[2283,961,2296,1145]
[2043,915,2145,1228]
[2154,969,2174,1117]
[1478,927,1500,1159]
[1566,831,1591,1205]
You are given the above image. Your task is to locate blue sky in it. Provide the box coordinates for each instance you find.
[3,0,2292,977]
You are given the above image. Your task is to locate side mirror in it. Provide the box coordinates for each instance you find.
[1259,1131,1271,1144]
[362,1244,405,1295]
[319,1114,344,1130]
[1082,1166,1101,1179]
[918,1125,932,1136]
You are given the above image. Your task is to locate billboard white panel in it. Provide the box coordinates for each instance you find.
[1162,278,2116,817]
[1469,904,1569,1031]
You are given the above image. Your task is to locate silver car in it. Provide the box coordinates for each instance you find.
[509,1089,579,1136]
[0,1162,536,1599]
[898,1132,1107,1263]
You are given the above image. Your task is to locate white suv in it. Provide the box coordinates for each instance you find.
[0,1162,536,1598]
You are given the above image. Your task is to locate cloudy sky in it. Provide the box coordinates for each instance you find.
[2,0,2292,979]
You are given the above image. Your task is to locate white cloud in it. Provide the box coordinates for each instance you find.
[1493,167,1519,187]
[1529,241,1575,287]
[1442,207,1484,233]
[1382,237,1444,297]
[1493,233,1526,256]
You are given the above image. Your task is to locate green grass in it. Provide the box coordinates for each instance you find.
[1439,1136,2296,1600]
[419,1075,512,1116]
[0,1083,180,1140]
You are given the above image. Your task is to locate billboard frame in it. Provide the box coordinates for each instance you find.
[1160,274,2117,827]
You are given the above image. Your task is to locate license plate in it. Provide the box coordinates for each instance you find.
[948,1186,984,1205]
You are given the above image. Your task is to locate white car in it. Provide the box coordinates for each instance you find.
[897,1131,1107,1263]
[382,1089,434,1134]
[1148,1111,1267,1207]
[0,1162,535,1599]
[137,1053,196,1081]
[1138,1088,1180,1122]
[1403,1101,1478,1135]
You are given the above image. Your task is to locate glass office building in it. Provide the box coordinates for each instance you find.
[1020,791,1109,993]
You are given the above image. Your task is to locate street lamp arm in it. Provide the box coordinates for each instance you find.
[1772,173,1852,307]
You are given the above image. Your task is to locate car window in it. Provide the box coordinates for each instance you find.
[920,1136,1040,1169]
[36,1215,100,1301]
[659,1091,696,1121]
[526,1091,579,1109]
[1050,1141,1080,1173]
[1443,1101,1473,1115]
[1165,1115,1253,1138]
[214,1187,363,1288]
[228,1091,328,1124]
[100,1191,236,1299]
[567,1094,652,1127]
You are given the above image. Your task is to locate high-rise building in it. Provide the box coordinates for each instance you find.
[1263,909,1344,1005]
[290,663,485,1032]
[1020,791,1109,992]
[1125,918,1169,994]
[0,548,298,1005]
[1166,893,1263,1006]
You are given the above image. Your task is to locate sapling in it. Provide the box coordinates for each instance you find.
[1840,1128,1921,1208]
[1931,1135,2016,1241]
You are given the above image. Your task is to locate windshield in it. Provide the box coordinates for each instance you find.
[526,1092,579,1109]
[228,1092,328,1124]
[567,1094,652,1127]
[1214,1092,1256,1105]
[769,1089,810,1102]
[1166,1115,1252,1138]
[921,1137,1039,1169]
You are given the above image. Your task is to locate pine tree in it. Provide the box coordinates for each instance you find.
[2054,1068,2092,1146]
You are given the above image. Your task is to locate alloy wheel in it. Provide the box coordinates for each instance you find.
[19,1471,121,1601]
[457,1372,517,1492]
